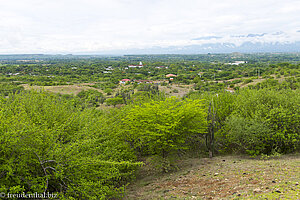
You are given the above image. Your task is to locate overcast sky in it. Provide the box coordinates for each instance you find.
[1,0,300,53]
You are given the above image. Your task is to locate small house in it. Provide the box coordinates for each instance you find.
[119,79,131,84]
[166,74,177,78]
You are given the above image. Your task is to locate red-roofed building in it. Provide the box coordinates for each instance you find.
[120,79,131,84]
[166,74,177,78]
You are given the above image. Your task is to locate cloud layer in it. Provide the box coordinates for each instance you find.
[0,0,300,53]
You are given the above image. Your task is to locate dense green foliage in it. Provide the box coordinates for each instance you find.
[0,82,24,95]
[222,89,300,155]
[105,96,124,107]
[77,89,105,106]
[1,54,299,88]
[121,97,207,158]
[188,88,300,156]
[0,54,299,199]
[0,91,141,199]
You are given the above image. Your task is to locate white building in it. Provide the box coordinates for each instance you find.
[225,61,247,65]
[128,61,144,68]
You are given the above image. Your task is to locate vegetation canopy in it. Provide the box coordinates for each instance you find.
[0,53,299,199]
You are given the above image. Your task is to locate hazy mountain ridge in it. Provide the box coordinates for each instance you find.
[1,42,300,55]
[91,41,300,54]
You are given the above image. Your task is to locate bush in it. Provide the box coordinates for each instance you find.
[243,78,253,84]
[104,88,113,95]
[220,89,300,155]
[161,82,168,86]
[77,89,104,106]
[173,89,179,93]
[121,97,207,159]
[105,96,124,107]
[0,83,24,96]
[0,91,141,199]
[221,116,272,155]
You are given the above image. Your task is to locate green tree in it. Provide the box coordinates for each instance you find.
[0,91,141,199]
[222,89,300,155]
[77,89,104,106]
[105,96,124,107]
[121,97,208,158]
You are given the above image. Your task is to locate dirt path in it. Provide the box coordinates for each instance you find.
[125,155,300,199]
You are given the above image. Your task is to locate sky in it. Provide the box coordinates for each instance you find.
[1,0,300,54]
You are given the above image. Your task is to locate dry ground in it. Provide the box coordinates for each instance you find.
[21,83,103,95]
[237,79,265,88]
[21,83,193,98]
[124,154,300,200]
[159,84,194,98]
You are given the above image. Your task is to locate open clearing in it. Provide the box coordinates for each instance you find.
[22,83,194,98]
[21,83,103,95]
[159,84,194,98]
[125,154,300,200]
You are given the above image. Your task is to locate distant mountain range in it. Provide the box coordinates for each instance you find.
[1,41,300,55]
[92,41,300,55]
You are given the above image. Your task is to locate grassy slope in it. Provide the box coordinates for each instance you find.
[125,154,300,200]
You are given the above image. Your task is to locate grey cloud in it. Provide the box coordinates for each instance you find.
[246,33,266,37]
[231,33,267,38]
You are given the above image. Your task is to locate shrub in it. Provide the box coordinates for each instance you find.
[243,79,253,84]
[0,91,141,199]
[173,89,179,93]
[77,89,104,106]
[221,116,272,155]
[221,89,300,155]
[105,96,124,107]
[0,83,24,96]
[121,97,207,158]
[104,88,113,95]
